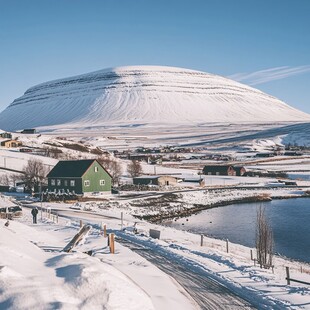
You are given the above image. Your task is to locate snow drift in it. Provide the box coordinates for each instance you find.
[0,66,309,131]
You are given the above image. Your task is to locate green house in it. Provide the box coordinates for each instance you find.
[47,159,112,196]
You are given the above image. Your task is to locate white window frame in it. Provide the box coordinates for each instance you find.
[94,166,98,172]
[99,179,105,186]
[70,180,75,187]
[84,180,90,187]
[64,180,68,186]
[57,179,61,186]
[51,179,55,186]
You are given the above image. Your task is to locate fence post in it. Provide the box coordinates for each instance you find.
[104,225,107,238]
[109,233,115,254]
[226,239,229,253]
[250,249,253,260]
[80,220,83,228]
[56,213,58,223]
[121,212,123,230]
[286,267,291,285]
[200,234,204,246]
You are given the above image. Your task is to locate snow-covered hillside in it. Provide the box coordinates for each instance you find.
[0,66,309,131]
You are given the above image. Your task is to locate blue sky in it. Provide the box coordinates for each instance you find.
[0,0,309,113]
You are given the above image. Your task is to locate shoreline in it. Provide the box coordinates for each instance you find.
[135,193,310,223]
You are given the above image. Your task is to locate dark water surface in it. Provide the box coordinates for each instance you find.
[287,173,310,181]
[169,198,310,263]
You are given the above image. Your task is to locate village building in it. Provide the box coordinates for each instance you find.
[233,166,247,176]
[21,128,36,134]
[129,154,163,164]
[202,165,246,176]
[0,139,22,148]
[255,152,274,158]
[0,132,12,139]
[47,159,112,196]
[133,175,181,186]
[203,165,236,176]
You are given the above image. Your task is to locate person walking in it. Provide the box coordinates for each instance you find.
[31,207,39,224]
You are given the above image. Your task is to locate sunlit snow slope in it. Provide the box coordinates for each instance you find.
[0,66,309,131]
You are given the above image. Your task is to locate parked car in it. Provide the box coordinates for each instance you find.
[111,188,119,194]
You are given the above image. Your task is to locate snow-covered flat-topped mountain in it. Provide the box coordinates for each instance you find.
[0,65,309,131]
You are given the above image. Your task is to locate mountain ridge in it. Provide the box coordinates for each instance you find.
[0,65,309,131]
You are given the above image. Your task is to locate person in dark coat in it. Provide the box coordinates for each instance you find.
[31,207,39,224]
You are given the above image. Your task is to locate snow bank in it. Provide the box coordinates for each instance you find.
[0,219,154,310]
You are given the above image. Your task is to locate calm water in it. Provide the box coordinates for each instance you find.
[287,173,310,181]
[169,198,310,263]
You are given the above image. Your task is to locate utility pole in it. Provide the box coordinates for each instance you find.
[40,182,43,221]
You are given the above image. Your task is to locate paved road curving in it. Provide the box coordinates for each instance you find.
[116,236,255,310]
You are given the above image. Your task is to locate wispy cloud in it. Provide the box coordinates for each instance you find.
[229,65,310,85]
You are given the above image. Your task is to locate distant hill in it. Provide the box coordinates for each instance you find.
[0,66,309,131]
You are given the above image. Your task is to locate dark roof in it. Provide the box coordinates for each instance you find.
[47,159,96,178]
[133,176,160,180]
[233,166,245,172]
[203,165,233,173]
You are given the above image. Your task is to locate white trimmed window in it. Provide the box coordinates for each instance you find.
[70,180,75,187]
[99,179,105,186]
[94,166,98,172]
[84,180,90,187]
[51,179,55,186]
[64,180,68,186]
[57,179,61,186]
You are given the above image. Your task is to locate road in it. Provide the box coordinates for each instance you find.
[116,235,255,310]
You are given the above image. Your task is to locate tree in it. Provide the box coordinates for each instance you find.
[0,174,10,186]
[97,155,122,185]
[256,205,274,268]
[22,159,48,192]
[0,173,22,187]
[10,173,23,187]
[127,160,142,178]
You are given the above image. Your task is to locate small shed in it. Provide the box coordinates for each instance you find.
[133,175,180,186]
